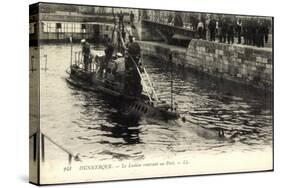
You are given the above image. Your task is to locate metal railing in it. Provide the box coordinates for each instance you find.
[29,131,81,165]
[74,51,83,66]
[72,50,159,102]
[73,51,98,73]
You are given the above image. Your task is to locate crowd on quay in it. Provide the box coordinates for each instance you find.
[141,11,271,48]
[194,16,271,48]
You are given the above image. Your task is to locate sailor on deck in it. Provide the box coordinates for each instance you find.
[96,44,114,78]
[120,34,141,69]
[81,39,93,72]
[120,33,142,96]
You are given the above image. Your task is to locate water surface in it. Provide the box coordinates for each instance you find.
[35,44,272,162]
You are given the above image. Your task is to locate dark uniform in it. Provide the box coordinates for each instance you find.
[250,18,258,46]
[256,20,264,47]
[190,14,199,31]
[236,19,242,44]
[208,18,216,41]
[220,18,227,43]
[168,14,173,24]
[130,11,135,27]
[197,21,204,39]
[82,42,91,71]
[227,20,235,44]
[100,45,114,78]
[124,38,142,96]
[243,18,250,45]
[263,19,270,44]
[118,11,126,42]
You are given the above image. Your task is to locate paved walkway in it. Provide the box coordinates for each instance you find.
[138,33,272,52]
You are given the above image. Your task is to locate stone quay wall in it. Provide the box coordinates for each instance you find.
[139,40,273,91]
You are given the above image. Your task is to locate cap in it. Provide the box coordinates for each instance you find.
[81,39,86,43]
[116,52,123,57]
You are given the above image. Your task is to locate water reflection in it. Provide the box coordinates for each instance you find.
[105,113,141,144]
[69,85,141,145]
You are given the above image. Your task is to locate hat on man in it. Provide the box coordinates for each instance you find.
[81,39,86,43]
[116,52,123,57]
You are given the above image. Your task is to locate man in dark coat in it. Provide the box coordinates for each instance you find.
[197,20,204,39]
[263,19,270,44]
[208,18,216,41]
[250,18,258,46]
[221,18,228,43]
[81,39,92,71]
[227,19,235,44]
[236,18,242,44]
[243,18,249,45]
[257,19,265,47]
[121,34,142,96]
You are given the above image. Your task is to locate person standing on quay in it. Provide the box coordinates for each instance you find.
[227,18,235,44]
[243,18,250,45]
[220,17,227,43]
[263,19,270,44]
[250,18,258,46]
[218,17,223,42]
[257,19,265,47]
[197,20,204,39]
[208,17,216,41]
[236,18,242,44]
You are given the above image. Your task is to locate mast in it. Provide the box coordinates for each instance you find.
[169,52,173,110]
[70,36,73,67]
[111,8,116,44]
[70,13,74,68]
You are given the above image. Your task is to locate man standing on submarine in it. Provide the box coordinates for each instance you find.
[119,30,142,96]
[81,39,93,72]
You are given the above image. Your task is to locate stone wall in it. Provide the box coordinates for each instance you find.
[139,40,273,91]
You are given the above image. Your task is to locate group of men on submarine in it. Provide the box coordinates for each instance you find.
[80,29,142,97]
